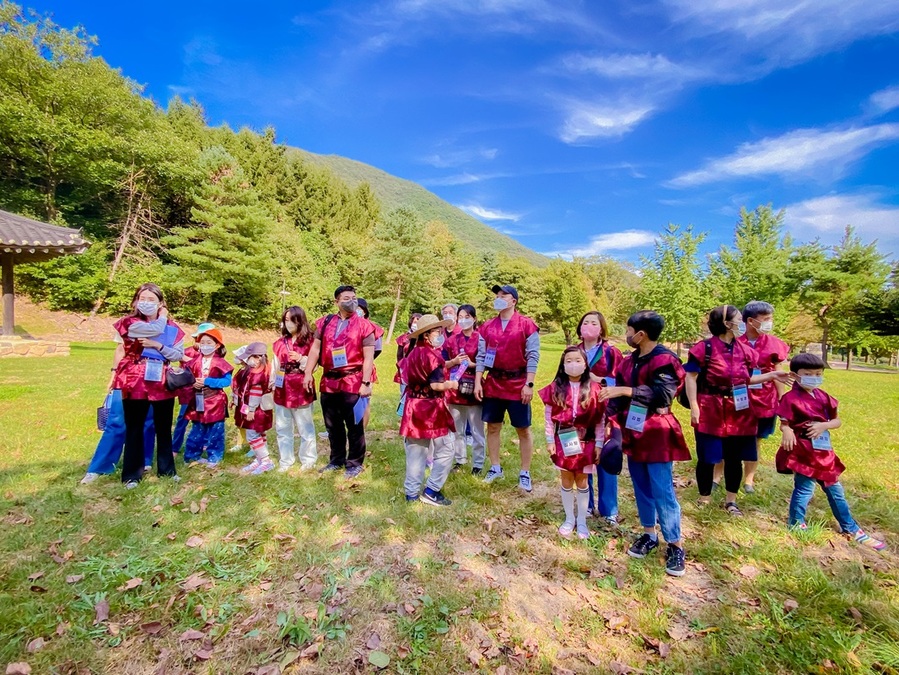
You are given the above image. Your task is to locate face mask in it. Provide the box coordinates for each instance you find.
[757,320,774,334]
[137,301,159,316]
[248,356,262,368]
[442,313,455,322]
[410,323,418,332]
[625,332,641,349]
[564,362,586,377]
[339,299,358,314]
[458,317,474,330]
[430,333,445,348]
[493,298,509,311]
[355,308,366,318]
[580,324,601,341]
[198,344,216,356]
[284,320,297,334]
[730,321,746,338]
[799,375,823,389]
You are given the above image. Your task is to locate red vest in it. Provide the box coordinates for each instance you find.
[184,354,233,424]
[273,336,316,408]
[479,311,539,400]
[394,332,412,383]
[233,366,273,433]
[689,337,759,437]
[775,384,844,486]
[400,344,455,439]
[538,380,605,471]
[615,349,691,463]
[581,340,624,380]
[444,330,480,406]
[112,315,185,401]
[316,314,375,394]
[738,333,789,418]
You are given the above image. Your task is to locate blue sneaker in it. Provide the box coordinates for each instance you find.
[344,465,365,480]
[405,494,420,503]
[484,467,504,484]
[421,488,452,507]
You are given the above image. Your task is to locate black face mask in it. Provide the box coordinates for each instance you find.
[625,332,641,349]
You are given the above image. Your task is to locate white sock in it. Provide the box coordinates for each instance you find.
[576,488,590,528]
[561,487,575,525]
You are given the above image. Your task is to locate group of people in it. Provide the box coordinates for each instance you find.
[82,282,886,580]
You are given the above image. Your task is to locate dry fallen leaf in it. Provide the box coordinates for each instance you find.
[179,629,205,641]
[366,633,382,650]
[848,607,863,625]
[259,581,273,591]
[166,533,177,541]
[81,534,95,544]
[194,648,212,660]
[607,615,630,631]
[189,501,200,514]
[26,637,45,653]
[6,663,32,675]
[56,622,69,637]
[27,571,44,582]
[94,599,110,624]
[118,577,143,591]
[185,536,204,548]
[666,624,691,642]
[738,565,761,580]
[783,599,799,613]
[141,621,163,635]
[181,573,208,592]
[65,574,84,584]
[151,505,163,512]
[467,649,482,666]
[659,642,671,658]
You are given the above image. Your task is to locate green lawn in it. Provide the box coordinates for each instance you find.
[1,343,898,674]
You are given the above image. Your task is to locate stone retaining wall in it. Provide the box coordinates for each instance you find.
[0,337,70,358]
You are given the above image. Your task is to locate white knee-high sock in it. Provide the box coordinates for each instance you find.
[561,487,575,525]
[576,487,590,528]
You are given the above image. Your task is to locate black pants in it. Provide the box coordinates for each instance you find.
[122,397,176,483]
[696,441,744,496]
[320,391,366,469]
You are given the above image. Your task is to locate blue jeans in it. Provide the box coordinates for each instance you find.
[789,473,859,534]
[172,404,189,453]
[184,420,226,464]
[587,468,619,517]
[629,458,682,543]
[87,390,156,474]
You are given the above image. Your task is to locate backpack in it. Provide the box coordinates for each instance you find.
[677,340,711,408]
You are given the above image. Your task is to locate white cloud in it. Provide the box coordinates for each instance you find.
[560,52,702,82]
[868,85,899,116]
[783,193,899,248]
[545,229,656,258]
[422,147,498,168]
[559,102,655,143]
[458,204,522,221]
[669,124,899,187]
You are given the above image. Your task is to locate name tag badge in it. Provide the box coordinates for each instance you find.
[557,428,582,457]
[604,377,616,387]
[733,385,750,411]
[811,429,833,451]
[484,347,497,368]
[625,404,647,433]
[144,359,163,382]
[195,392,205,412]
[749,368,763,390]
[331,346,348,368]
[240,403,249,416]
[274,369,285,388]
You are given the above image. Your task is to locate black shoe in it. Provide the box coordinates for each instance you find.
[451,463,464,473]
[627,533,660,559]
[421,489,452,507]
[318,463,342,473]
[471,467,482,476]
[665,544,686,577]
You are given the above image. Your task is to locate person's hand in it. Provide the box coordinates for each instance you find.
[781,425,796,451]
[545,435,554,450]
[599,386,629,401]
[474,380,484,402]
[247,408,256,421]
[445,379,459,391]
[360,383,373,398]
[806,421,828,439]
[589,372,602,384]
[521,384,534,405]
[690,405,701,427]
[193,379,204,390]
[771,370,792,383]
[303,375,314,392]
[159,306,168,318]
[288,352,301,362]
[139,338,162,350]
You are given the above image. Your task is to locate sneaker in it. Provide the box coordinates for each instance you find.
[471,467,483,476]
[318,463,343,473]
[854,529,886,551]
[665,544,686,577]
[80,473,100,485]
[317,432,330,441]
[576,523,591,540]
[518,471,532,493]
[124,481,139,490]
[277,464,293,473]
[627,533,660,559]
[790,522,808,532]
[603,515,621,529]
[345,465,365,480]
[300,462,316,471]
[558,521,575,537]
[711,481,720,492]
[228,444,244,453]
[172,475,181,483]
[405,494,420,503]
[452,463,464,473]
[143,465,152,472]
[743,484,755,494]
[251,460,275,475]
[241,459,261,473]
[725,502,744,517]
[421,489,452,507]
[484,467,504,484]
[206,462,220,469]
[196,458,209,465]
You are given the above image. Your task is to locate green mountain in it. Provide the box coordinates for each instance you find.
[291,148,548,267]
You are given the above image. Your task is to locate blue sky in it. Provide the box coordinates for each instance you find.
[32,1,899,261]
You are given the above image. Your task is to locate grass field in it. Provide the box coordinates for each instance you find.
[1,343,898,674]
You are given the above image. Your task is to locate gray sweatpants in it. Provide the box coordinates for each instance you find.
[404,432,455,497]
[448,403,486,468]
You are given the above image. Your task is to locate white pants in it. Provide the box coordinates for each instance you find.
[274,403,317,468]
[404,433,455,497]
[448,404,486,468]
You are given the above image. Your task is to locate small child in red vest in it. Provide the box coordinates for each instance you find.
[183,328,233,467]
[235,342,275,474]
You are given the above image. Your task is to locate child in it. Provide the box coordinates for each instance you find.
[600,310,691,577]
[173,322,216,454]
[400,314,459,506]
[230,345,250,454]
[538,346,606,540]
[183,328,233,467]
[235,342,275,474]
[272,307,317,471]
[775,353,885,550]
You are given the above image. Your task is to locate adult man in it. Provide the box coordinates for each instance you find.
[441,303,461,336]
[474,284,540,491]
[304,285,376,479]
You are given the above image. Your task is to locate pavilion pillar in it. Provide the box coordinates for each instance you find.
[1,255,13,337]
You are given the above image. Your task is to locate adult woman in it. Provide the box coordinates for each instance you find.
[395,313,423,389]
[443,304,486,474]
[272,306,317,471]
[577,311,623,526]
[111,283,185,488]
[685,305,789,515]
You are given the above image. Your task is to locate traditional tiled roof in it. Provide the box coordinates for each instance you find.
[0,209,89,262]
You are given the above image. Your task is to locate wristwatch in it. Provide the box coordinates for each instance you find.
[362,381,372,386]
[526,382,534,388]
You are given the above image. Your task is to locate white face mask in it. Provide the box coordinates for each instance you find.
[198,344,216,356]
[442,313,455,322]
[758,320,774,334]
[430,333,445,348]
[458,317,474,330]
[493,298,509,311]
[799,375,823,389]
[730,321,746,338]
[284,320,297,334]
[355,308,366,318]
[564,362,586,377]
[137,300,159,316]
[410,323,418,332]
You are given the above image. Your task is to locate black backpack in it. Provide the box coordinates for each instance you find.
[676,340,711,408]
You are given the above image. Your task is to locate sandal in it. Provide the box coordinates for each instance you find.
[725,502,743,517]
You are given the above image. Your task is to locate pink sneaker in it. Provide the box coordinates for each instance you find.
[558,521,575,537]
[854,529,886,551]
[241,459,261,473]
[251,460,275,475]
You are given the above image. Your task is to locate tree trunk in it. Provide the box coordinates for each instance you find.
[845,346,852,371]
[385,282,402,345]
[820,325,829,368]
[563,328,571,345]
[676,341,683,358]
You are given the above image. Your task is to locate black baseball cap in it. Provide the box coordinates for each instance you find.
[491,284,519,300]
